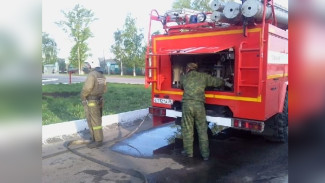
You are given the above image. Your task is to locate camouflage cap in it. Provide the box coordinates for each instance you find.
[186,63,198,70]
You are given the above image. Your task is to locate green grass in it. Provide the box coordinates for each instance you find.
[67,73,145,78]
[42,83,151,125]
[107,75,145,78]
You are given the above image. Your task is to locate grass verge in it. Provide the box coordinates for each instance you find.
[107,75,145,78]
[42,83,151,125]
[62,73,145,78]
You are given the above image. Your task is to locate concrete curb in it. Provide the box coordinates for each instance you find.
[42,108,148,143]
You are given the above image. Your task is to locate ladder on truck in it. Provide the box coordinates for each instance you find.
[237,0,278,97]
[145,9,160,89]
[237,42,263,97]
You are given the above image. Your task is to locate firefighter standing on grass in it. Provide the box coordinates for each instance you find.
[180,63,224,160]
[81,58,107,149]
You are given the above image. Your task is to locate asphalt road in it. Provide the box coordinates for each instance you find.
[42,118,288,183]
[42,74,145,85]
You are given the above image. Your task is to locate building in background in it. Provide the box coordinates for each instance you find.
[43,62,59,74]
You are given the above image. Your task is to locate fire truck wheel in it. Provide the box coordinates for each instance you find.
[263,91,288,143]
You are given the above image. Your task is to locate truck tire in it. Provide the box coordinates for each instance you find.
[263,91,288,142]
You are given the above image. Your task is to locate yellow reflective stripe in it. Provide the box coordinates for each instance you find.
[153,89,262,102]
[267,73,288,79]
[154,28,261,41]
[205,94,262,102]
[88,102,96,107]
[93,126,102,130]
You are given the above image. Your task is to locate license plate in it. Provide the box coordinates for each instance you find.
[153,98,173,105]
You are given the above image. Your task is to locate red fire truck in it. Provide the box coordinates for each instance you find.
[145,0,288,142]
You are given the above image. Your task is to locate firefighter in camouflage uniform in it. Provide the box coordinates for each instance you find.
[180,63,224,160]
[81,58,107,149]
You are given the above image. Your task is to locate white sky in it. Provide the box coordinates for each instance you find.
[42,0,174,59]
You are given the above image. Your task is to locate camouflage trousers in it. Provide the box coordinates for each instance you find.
[83,99,103,142]
[181,101,209,158]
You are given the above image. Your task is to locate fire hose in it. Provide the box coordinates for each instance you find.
[43,113,150,183]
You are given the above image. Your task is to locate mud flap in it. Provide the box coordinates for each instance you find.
[175,117,182,125]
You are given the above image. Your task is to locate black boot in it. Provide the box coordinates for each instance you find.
[87,141,103,149]
[181,150,193,158]
[203,157,209,161]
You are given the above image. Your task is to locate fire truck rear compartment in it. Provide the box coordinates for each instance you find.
[171,48,235,92]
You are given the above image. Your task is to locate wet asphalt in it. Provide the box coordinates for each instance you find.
[113,123,288,183]
[43,119,288,183]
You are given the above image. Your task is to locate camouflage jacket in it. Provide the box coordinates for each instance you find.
[81,70,107,101]
[180,70,223,103]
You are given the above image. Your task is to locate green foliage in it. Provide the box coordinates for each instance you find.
[111,29,125,75]
[42,83,151,125]
[69,42,90,67]
[111,30,124,62]
[42,32,58,65]
[172,0,234,11]
[152,30,161,36]
[138,45,146,68]
[111,14,145,76]
[56,4,97,72]
[192,0,212,11]
[123,15,144,69]
[172,0,192,9]
[58,58,66,72]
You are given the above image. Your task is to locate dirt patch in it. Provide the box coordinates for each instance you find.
[43,92,80,98]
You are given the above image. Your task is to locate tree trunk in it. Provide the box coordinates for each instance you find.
[78,45,81,75]
[120,61,123,76]
[133,65,136,77]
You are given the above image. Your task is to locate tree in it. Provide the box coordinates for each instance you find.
[111,14,145,76]
[192,0,212,11]
[99,60,108,74]
[136,44,147,75]
[172,0,192,10]
[172,0,232,11]
[56,4,97,74]
[123,15,145,76]
[111,29,125,76]
[42,32,58,65]
[57,58,66,72]
[152,30,161,36]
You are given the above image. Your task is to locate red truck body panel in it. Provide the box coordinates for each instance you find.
[147,23,287,124]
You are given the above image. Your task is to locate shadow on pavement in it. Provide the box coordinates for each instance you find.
[147,128,288,183]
